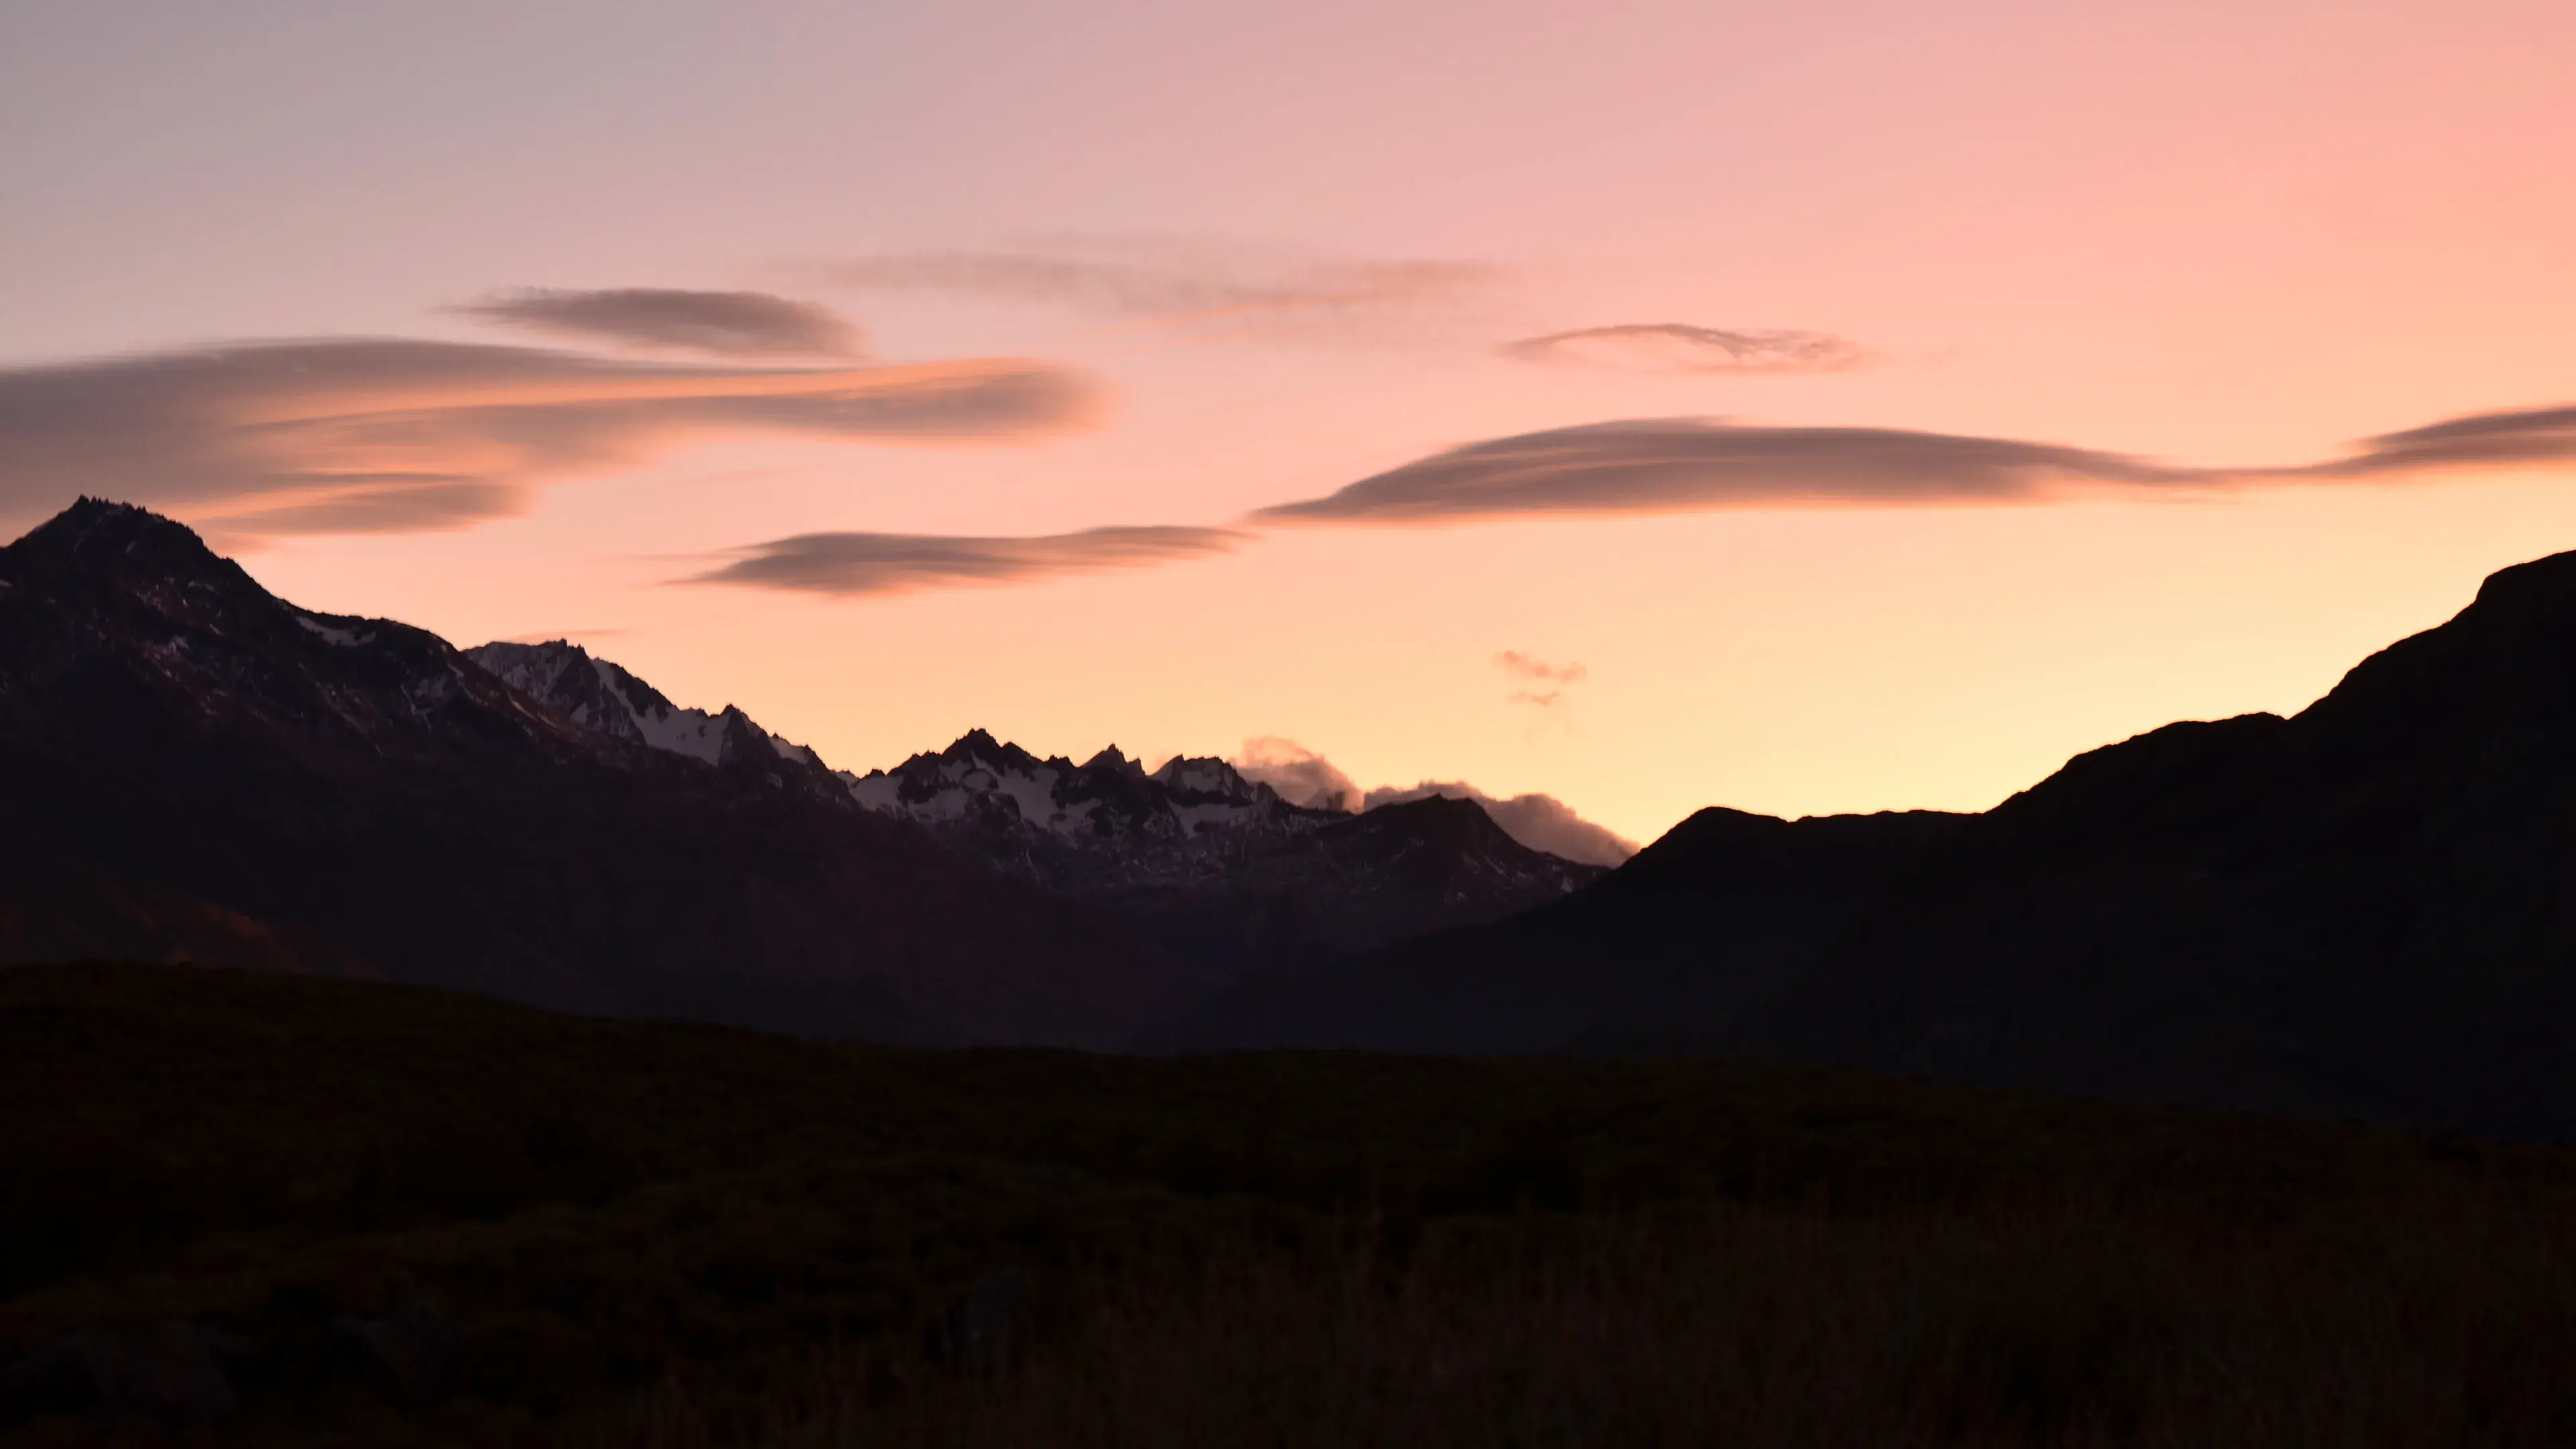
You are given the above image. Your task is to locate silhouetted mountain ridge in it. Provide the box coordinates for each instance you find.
[1157,804,1965,1052]
[1181,541,2576,1132]
[0,499,1179,1046]
[1731,543,2576,1130]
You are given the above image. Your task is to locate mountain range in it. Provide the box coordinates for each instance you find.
[468,641,1601,975]
[0,500,1599,1044]
[11,498,2576,1132]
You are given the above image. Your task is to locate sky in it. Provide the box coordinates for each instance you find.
[4,0,2573,849]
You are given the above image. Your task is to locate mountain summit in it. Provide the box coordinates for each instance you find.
[0,500,1177,1046]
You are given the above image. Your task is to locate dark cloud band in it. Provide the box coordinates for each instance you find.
[453,288,865,358]
[0,338,1096,538]
[1255,419,2198,525]
[693,525,1245,597]
[2302,405,2576,478]
[1254,405,2576,527]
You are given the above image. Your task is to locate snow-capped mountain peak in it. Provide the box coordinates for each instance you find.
[1150,754,1264,803]
[466,639,818,769]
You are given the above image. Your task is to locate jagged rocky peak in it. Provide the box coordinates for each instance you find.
[936,728,1049,775]
[844,729,1299,849]
[838,724,1609,966]
[472,638,655,697]
[1083,745,1147,776]
[464,638,822,770]
[1150,754,1267,803]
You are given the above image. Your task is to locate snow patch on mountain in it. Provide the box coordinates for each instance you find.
[464,639,820,770]
[830,731,1326,881]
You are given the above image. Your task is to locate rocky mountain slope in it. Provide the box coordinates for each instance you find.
[0,499,1179,1046]
[467,639,834,784]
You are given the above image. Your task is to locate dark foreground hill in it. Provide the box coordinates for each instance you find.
[1177,545,2576,1135]
[1161,806,1964,1051]
[7,963,2576,1445]
[0,500,1177,1047]
[1739,545,2576,1132]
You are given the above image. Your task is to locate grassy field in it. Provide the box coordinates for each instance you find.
[5,963,2576,1444]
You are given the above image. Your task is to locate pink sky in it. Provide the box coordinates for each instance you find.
[4,0,2573,845]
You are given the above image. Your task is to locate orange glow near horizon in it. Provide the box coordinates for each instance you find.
[4,0,2572,848]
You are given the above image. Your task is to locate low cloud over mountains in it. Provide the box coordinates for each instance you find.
[1360,782,1637,867]
[1231,738,1635,866]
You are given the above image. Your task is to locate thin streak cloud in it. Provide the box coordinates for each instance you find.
[1229,737,1637,864]
[452,288,866,358]
[692,525,1246,598]
[822,240,1499,342]
[1501,324,1872,375]
[0,339,1097,539]
[1253,405,2576,527]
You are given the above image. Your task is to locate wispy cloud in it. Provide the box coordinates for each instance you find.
[821,239,1500,343]
[2301,405,2576,478]
[1495,650,1589,718]
[1252,404,2576,527]
[0,338,1097,538]
[451,288,865,358]
[691,525,1245,597]
[1501,324,1872,375]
